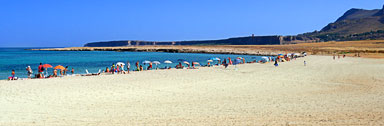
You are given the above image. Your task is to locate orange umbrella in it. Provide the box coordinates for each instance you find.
[43,64,52,68]
[54,65,65,70]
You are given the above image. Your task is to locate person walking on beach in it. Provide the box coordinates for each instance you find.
[126,61,130,74]
[26,66,33,78]
[274,60,278,67]
[38,63,44,78]
[333,54,336,60]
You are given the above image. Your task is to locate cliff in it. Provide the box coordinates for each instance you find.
[84,36,285,47]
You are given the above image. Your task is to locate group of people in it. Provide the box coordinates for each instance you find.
[8,63,74,80]
[9,56,291,80]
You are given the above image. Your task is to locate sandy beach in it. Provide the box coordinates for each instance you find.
[1,55,384,125]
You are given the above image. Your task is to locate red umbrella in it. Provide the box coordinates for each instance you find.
[43,64,53,68]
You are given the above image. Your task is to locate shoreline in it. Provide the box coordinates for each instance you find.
[28,46,281,56]
[28,40,384,58]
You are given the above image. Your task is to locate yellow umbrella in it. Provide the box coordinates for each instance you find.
[54,65,65,70]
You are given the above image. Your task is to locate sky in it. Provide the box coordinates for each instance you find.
[0,0,382,47]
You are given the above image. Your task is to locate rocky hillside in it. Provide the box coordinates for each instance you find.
[300,5,384,41]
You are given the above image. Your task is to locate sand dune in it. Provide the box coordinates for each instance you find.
[1,55,384,125]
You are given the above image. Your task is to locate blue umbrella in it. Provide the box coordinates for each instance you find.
[234,59,241,65]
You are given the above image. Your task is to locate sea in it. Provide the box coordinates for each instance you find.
[0,48,271,79]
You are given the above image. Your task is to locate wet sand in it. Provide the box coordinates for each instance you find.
[1,55,384,125]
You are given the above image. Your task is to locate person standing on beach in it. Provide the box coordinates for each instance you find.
[71,68,74,75]
[59,69,63,76]
[304,61,306,66]
[63,66,68,75]
[126,61,130,74]
[111,64,115,74]
[148,62,153,70]
[38,63,44,78]
[242,58,246,64]
[11,69,15,80]
[228,57,233,65]
[139,65,143,71]
[26,66,33,78]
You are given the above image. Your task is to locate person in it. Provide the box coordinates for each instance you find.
[148,62,153,70]
[116,64,120,74]
[242,58,245,64]
[120,64,125,74]
[136,61,139,71]
[139,65,143,71]
[228,57,233,65]
[304,61,306,66]
[38,63,44,78]
[26,66,33,78]
[111,64,115,74]
[60,69,63,76]
[53,69,58,77]
[63,66,68,75]
[207,62,211,67]
[105,67,110,73]
[126,61,130,74]
[338,54,340,59]
[11,70,15,80]
[333,54,336,60]
[274,60,278,67]
[71,68,74,75]
[343,54,346,58]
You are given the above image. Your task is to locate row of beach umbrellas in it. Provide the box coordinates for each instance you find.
[114,60,201,66]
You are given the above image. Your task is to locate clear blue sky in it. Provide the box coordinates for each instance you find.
[0,0,382,47]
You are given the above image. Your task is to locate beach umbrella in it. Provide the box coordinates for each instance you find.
[42,64,52,77]
[116,62,125,66]
[142,60,151,64]
[207,60,213,62]
[183,61,190,65]
[192,62,200,66]
[261,57,269,63]
[43,64,53,68]
[214,57,221,61]
[54,65,65,70]
[152,61,161,65]
[234,59,241,65]
[164,60,172,64]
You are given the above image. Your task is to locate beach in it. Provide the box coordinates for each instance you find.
[1,55,384,125]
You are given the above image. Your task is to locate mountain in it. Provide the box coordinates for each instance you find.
[300,5,384,41]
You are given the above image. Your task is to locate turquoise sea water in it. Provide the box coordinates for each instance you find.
[0,48,270,79]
